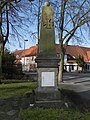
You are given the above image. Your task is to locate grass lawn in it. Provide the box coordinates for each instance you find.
[0,82,37,99]
[0,81,90,120]
[20,108,90,120]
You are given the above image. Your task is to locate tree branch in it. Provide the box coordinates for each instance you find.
[59,0,67,43]
[74,0,87,23]
[78,9,90,22]
[64,19,90,49]
[4,4,9,46]
[64,26,78,49]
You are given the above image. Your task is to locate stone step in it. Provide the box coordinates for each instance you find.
[36,100,62,104]
[35,100,67,108]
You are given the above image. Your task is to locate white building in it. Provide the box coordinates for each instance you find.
[14,45,90,72]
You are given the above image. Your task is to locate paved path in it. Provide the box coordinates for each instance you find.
[63,73,90,85]
[59,73,90,100]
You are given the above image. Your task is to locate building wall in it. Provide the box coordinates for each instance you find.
[64,55,73,72]
[64,55,67,64]
[20,56,37,72]
[64,55,90,72]
[20,54,90,72]
[64,54,82,72]
[64,63,78,72]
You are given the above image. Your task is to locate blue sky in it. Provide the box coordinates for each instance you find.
[5,19,90,52]
[5,28,90,52]
[5,0,90,51]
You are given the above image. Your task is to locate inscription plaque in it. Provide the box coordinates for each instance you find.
[41,72,55,87]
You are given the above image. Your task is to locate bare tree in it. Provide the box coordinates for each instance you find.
[53,0,90,83]
[0,0,35,74]
[28,0,44,43]
[25,0,90,83]
[0,0,20,74]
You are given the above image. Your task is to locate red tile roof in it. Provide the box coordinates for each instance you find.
[21,46,38,57]
[66,45,78,57]
[14,46,38,58]
[14,45,90,62]
[14,49,24,59]
[14,49,23,56]
[66,45,89,62]
[87,51,90,60]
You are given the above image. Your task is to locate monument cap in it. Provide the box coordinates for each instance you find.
[44,1,50,6]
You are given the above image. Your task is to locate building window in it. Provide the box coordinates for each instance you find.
[72,65,74,70]
[85,64,90,70]
[67,54,75,60]
[85,64,87,69]
[88,65,89,70]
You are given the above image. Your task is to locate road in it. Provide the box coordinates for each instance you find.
[63,72,90,85]
[60,72,90,100]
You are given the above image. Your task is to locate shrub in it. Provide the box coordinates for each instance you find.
[2,49,22,79]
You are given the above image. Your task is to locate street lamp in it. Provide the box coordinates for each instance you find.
[24,39,28,71]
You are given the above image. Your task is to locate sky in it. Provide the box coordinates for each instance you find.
[5,0,90,52]
[5,32,38,52]
[5,29,90,52]
[5,21,90,52]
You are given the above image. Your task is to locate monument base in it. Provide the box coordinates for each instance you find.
[35,56,60,107]
[35,89,62,108]
[35,89,61,101]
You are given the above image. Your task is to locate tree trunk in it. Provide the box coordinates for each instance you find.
[37,0,40,44]
[0,43,2,75]
[0,6,2,75]
[58,47,64,84]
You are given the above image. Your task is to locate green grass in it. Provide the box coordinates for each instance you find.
[0,82,37,99]
[20,108,90,120]
[1,79,33,84]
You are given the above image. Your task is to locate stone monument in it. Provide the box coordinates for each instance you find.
[39,1,56,56]
[35,1,60,107]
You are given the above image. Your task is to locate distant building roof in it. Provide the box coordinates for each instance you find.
[21,46,38,57]
[14,46,38,58]
[66,45,90,62]
[14,45,90,62]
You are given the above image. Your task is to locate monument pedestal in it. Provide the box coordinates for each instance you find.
[35,56,59,91]
[35,56,61,107]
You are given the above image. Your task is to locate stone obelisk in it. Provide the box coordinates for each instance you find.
[39,1,56,56]
[35,1,60,106]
